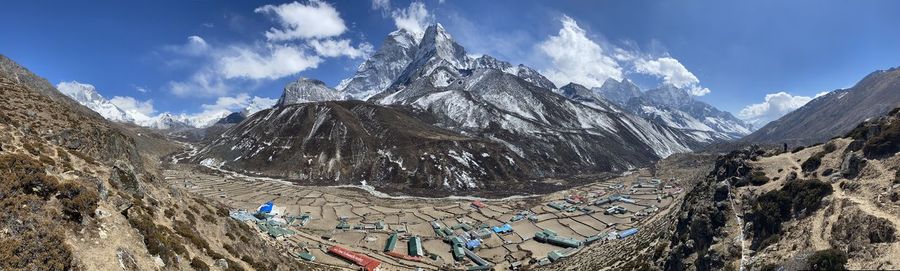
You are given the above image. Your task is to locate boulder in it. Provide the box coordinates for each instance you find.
[845,139,865,152]
[215,258,229,269]
[116,248,139,271]
[109,162,143,197]
[840,152,866,179]
[786,171,798,182]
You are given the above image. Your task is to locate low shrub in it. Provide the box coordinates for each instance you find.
[190,257,211,271]
[0,154,58,200]
[56,182,100,222]
[164,208,175,218]
[747,179,833,249]
[801,152,825,172]
[224,243,239,257]
[791,146,805,153]
[863,121,900,158]
[750,171,770,186]
[183,209,196,224]
[126,207,187,265]
[173,220,211,252]
[807,249,847,270]
[0,220,72,271]
[822,142,837,153]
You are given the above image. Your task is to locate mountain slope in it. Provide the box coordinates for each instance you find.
[743,67,900,145]
[0,54,326,271]
[191,101,537,196]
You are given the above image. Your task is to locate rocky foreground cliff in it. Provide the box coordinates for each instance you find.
[553,108,900,270]
[0,55,334,270]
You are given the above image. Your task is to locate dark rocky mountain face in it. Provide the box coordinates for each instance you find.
[191,101,546,197]
[595,78,642,106]
[276,78,342,106]
[215,112,246,125]
[743,67,900,146]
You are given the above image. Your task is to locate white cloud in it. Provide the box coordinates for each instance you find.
[218,44,322,80]
[255,0,347,41]
[168,69,232,97]
[538,16,623,89]
[309,39,374,59]
[110,96,156,116]
[536,15,711,95]
[634,57,698,88]
[372,0,390,14]
[164,35,209,56]
[201,93,251,111]
[392,2,431,36]
[738,91,828,128]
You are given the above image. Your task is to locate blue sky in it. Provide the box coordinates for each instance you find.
[1,0,898,127]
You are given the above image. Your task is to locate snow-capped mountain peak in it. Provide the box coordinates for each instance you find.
[56,81,133,123]
[56,81,275,130]
[335,29,420,100]
[605,84,753,141]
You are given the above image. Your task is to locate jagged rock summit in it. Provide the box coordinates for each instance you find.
[276,77,343,106]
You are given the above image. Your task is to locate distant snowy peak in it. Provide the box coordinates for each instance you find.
[243,96,277,116]
[336,29,420,100]
[619,85,753,140]
[277,78,342,106]
[56,81,133,123]
[473,55,556,90]
[557,83,617,112]
[594,78,642,106]
[56,81,271,130]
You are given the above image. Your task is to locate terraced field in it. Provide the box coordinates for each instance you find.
[163,155,703,270]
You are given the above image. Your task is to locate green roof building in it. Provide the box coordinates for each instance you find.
[408,236,424,257]
[384,233,398,252]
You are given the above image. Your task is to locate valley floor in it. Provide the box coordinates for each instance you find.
[162,152,713,270]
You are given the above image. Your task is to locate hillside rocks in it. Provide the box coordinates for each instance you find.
[831,204,897,257]
[663,150,751,270]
